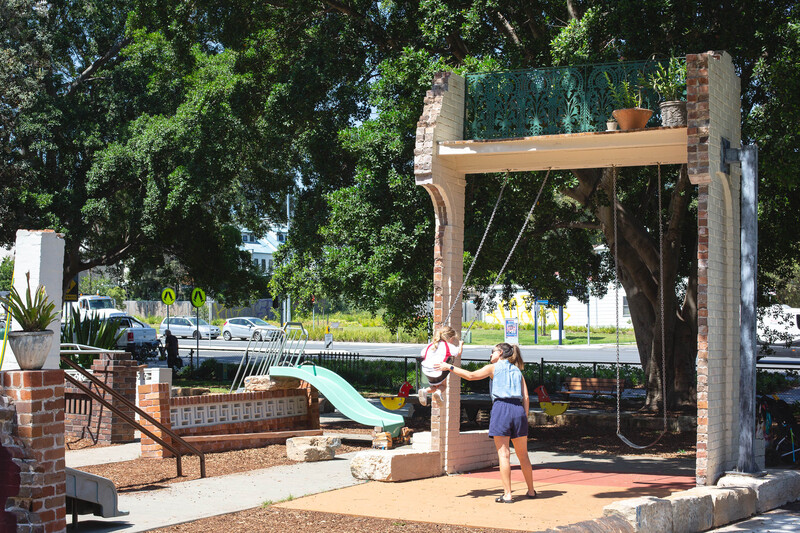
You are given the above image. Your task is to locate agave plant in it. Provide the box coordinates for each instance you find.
[0,272,59,331]
[61,306,122,350]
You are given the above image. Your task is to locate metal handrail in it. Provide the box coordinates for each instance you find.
[60,354,206,478]
[229,322,309,392]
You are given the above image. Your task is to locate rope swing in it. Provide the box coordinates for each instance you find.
[613,164,669,449]
[444,168,552,338]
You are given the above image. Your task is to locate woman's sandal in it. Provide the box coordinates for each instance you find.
[495,496,514,503]
[525,490,537,499]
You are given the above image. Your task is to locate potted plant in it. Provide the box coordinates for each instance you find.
[648,57,687,127]
[605,72,653,130]
[606,117,618,131]
[0,272,59,369]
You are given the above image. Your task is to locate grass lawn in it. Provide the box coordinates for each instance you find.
[467,328,636,346]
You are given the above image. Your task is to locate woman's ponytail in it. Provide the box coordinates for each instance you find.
[495,342,524,370]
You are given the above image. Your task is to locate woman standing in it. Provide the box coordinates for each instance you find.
[435,342,536,503]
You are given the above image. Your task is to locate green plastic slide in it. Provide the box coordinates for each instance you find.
[268,363,406,437]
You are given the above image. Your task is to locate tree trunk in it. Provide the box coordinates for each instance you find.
[570,166,697,411]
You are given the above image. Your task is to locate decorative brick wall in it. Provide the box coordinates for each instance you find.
[687,51,743,485]
[64,353,139,444]
[1,396,22,532]
[138,384,318,457]
[1,370,67,533]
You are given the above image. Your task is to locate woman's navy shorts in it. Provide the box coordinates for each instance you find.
[488,398,528,439]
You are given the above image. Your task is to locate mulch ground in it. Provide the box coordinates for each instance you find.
[70,401,696,532]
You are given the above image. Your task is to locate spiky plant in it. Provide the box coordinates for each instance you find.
[0,272,59,331]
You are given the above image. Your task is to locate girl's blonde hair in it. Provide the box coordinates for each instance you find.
[432,326,458,345]
[494,342,524,370]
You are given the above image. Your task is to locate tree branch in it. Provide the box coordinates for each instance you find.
[494,11,535,63]
[322,0,396,50]
[66,37,133,97]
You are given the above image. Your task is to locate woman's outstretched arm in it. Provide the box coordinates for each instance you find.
[435,362,493,381]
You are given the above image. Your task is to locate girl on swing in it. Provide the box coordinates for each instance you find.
[417,326,463,406]
[435,343,536,503]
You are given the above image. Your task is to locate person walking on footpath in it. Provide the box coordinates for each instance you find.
[418,326,463,406]
[435,342,536,503]
[163,329,182,369]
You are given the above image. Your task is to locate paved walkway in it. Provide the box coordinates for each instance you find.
[63,413,800,531]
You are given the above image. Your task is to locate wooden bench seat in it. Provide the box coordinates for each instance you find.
[562,377,624,397]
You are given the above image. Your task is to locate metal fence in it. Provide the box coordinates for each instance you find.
[181,347,800,404]
[464,59,672,140]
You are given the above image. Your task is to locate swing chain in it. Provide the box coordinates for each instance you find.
[445,169,551,339]
[443,172,511,328]
[614,164,669,449]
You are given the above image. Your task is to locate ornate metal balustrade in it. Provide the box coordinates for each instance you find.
[464,60,674,140]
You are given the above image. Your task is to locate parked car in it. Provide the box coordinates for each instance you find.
[159,316,220,339]
[222,317,280,341]
[111,313,159,360]
[76,295,121,320]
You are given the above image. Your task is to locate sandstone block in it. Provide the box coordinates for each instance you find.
[682,486,755,527]
[245,375,300,391]
[286,436,341,462]
[718,470,800,513]
[603,496,672,532]
[665,489,713,533]
[350,449,441,482]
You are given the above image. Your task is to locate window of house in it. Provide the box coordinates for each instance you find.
[268,259,273,271]
[261,259,266,270]
[277,233,286,243]
[622,296,631,317]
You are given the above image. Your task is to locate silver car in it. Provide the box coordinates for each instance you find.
[160,316,220,339]
[222,317,279,341]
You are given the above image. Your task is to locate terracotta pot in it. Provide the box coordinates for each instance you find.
[612,108,653,130]
[659,100,687,127]
[7,330,54,369]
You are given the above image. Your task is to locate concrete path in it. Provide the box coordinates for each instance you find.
[67,452,365,532]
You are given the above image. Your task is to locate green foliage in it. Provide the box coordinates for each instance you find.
[195,358,218,380]
[648,58,687,101]
[757,369,800,395]
[60,307,123,350]
[0,272,59,331]
[605,72,643,109]
[0,257,12,292]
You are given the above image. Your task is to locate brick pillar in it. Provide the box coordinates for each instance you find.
[90,353,139,443]
[2,370,67,533]
[414,71,498,475]
[687,51,743,485]
[138,383,172,458]
[1,397,22,532]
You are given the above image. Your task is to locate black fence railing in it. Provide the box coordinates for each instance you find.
[179,349,800,404]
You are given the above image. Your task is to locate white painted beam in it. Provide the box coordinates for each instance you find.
[438,127,687,173]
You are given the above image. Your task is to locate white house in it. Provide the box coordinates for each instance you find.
[240,227,287,273]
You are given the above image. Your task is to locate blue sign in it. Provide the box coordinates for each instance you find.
[536,299,549,304]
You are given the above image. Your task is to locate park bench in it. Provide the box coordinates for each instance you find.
[562,377,624,397]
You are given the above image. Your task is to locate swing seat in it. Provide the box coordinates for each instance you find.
[562,377,624,397]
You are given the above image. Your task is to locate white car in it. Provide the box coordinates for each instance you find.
[222,317,280,341]
[160,316,220,339]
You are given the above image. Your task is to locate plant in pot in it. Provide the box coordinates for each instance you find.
[648,57,687,127]
[0,272,59,370]
[605,72,653,130]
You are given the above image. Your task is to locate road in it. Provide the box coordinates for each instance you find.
[177,337,643,365]
[175,336,800,367]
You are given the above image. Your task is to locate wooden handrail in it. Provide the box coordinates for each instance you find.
[61,355,206,478]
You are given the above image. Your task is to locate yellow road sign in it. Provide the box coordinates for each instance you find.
[64,278,79,302]
[191,288,206,308]
[161,288,176,306]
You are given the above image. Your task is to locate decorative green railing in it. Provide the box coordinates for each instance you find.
[464,60,670,140]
